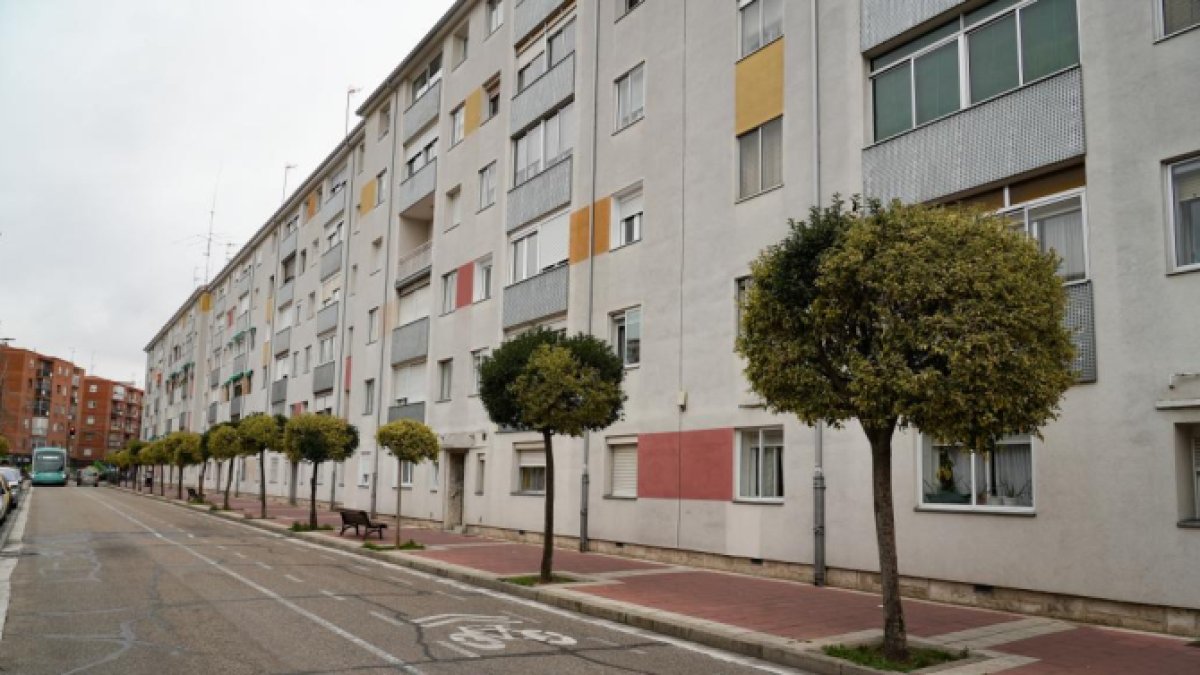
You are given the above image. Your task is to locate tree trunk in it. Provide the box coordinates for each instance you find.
[866,423,907,661]
[224,459,235,511]
[159,464,165,496]
[309,462,320,529]
[394,459,403,548]
[259,451,267,519]
[177,465,184,501]
[540,430,555,583]
[214,462,222,503]
[329,463,338,511]
[288,461,298,506]
[197,461,207,499]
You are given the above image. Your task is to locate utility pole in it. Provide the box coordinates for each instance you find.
[281,163,298,204]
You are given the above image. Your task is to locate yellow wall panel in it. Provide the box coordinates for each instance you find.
[199,292,211,312]
[305,192,318,220]
[360,182,376,212]
[262,342,270,367]
[569,206,591,264]
[735,39,784,135]
[464,88,483,136]
[592,197,611,255]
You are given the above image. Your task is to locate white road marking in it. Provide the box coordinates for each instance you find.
[284,574,304,583]
[435,590,467,602]
[389,576,414,586]
[0,488,34,640]
[233,551,247,558]
[413,614,517,628]
[85,492,418,673]
[186,533,195,539]
[588,637,619,646]
[216,545,227,550]
[256,561,273,570]
[370,610,409,629]
[437,640,480,659]
[320,589,346,602]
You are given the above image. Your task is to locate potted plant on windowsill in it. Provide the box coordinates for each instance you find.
[999,480,1030,507]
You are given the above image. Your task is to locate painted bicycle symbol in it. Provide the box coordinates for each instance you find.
[412,614,577,651]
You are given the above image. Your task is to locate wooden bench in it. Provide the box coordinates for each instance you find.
[338,509,388,539]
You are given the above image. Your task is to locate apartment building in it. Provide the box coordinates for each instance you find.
[75,376,143,461]
[144,0,1200,634]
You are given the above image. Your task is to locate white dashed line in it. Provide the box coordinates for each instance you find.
[436,640,479,659]
[320,590,346,602]
[284,574,304,583]
[256,561,273,570]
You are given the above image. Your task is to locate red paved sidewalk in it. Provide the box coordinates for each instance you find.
[136,484,1200,673]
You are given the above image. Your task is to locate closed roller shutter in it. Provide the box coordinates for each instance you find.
[610,444,637,498]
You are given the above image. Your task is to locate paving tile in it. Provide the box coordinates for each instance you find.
[998,625,1200,675]
[413,542,665,575]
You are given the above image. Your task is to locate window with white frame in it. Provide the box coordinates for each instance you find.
[430,458,440,490]
[517,18,576,92]
[318,335,335,364]
[516,448,546,493]
[517,52,546,92]
[739,0,783,57]
[397,284,431,325]
[548,18,576,66]
[513,102,575,185]
[487,0,503,33]
[737,427,783,500]
[738,117,782,199]
[479,162,497,209]
[269,456,280,484]
[476,453,486,495]
[438,359,453,400]
[400,459,414,487]
[447,186,462,229]
[1168,157,1200,270]
[509,212,568,283]
[922,434,1034,509]
[379,103,391,138]
[375,170,387,206]
[392,362,425,404]
[471,348,488,394]
[451,105,465,145]
[411,54,443,102]
[735,276,752,339]
[611,307,641,366]
[324,220,343,252]
[367,307,379,342]
[473,256,493,302]
[363,379,375,415]
[404,137,437,179]
[608,441,638,498]
[1161,0,1200,36]
[453,23,469,68]
[615,63,645,130]
[441,270,457,314]
[871,0,1079,142]
[612,186,643,247]
[1002,192,1087,283]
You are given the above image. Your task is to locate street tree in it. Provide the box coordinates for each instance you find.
[205,423,241,510]
[108,449,129,487]
[141,439,168,496]
[0,435,9,457]
[164,431,202,501]
[480,330,625,582]
[376,419,439,547]
[282,413,359,529]
[737,197,1075,659]
[125,439,146,491]
[239,413,286,518]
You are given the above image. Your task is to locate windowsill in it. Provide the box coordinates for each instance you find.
[609,239,641,254]
[623,363,640,371]
[477,202,495,215]
[510,152,573,192]
[449,138,463,150]
[736,35,783,65]
[615,3,643,24]
[357,484,369,489]
[1167,263,1200,277]
[445,222,461,233]
[473,296,492,305]
[734,497,784,505]
[1177,519,1200,529]
[435,398,451,403]
[1155,22,1200,43]
[735,183,784,204]
[511,490,546,497]
[613,114,644,136]
[916,505,1036,516]
[604,494,636,501]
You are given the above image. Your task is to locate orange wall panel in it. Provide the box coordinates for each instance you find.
[735,38,784,135]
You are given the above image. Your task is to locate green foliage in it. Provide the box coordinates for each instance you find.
[238,413,284,456]
[376,419,439,464]
[282,413,359,466]
[478,328,561,429]
[511,344,625,436]
[204,423,241,461]
[822,644,967,673]
[124,439,147,464]
[161,431,202,468]
[363,542,398,551]
[139,440,167,466]
[738,198,1075,451]
[0,435,10,456]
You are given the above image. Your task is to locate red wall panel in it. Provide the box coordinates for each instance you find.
[637,428,734,501]
[456,262,474,309]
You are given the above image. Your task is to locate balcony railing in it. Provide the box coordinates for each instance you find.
[502,264,569,329]
[387,401,426,424]
[511,52,575,134]
[279,228,298,261]
[390,317,430,366]
[235,310,250,333]
[274,327,291,356]
[395,241,433,289]
[403,79,441,143]
[507,155,572,233]
[320,241,343,280]
[233,273,251,299]
[271,378,288,404]
[230,396,243,419]
[514,0,569,46]
[314,189,346,227]
[313,361,336,394]
[397,158,437,216]
[316,301,339,336]
[277,278,295,308]
[232,354,247,376]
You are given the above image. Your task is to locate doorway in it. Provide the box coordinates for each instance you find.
[444,451,466,530]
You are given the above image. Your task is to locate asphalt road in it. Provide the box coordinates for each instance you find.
[0,486,805,674]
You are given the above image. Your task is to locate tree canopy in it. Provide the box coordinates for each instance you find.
[376,419,440,545]
[238,413,286,518]
[283,413,360,528]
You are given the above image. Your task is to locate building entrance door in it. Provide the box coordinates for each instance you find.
[444,451,466,530]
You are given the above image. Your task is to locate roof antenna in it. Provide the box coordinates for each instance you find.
[204,166,222,283]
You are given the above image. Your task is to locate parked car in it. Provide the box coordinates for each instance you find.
[78,468,99,487]
[0,476,12,519]
[0,467,22,507]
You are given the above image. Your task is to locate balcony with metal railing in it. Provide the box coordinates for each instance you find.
[395,241,433,289]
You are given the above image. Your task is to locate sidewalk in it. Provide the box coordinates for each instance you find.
[136,484,1200,674]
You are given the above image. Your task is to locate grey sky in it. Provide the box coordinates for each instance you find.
[0,0,453,387]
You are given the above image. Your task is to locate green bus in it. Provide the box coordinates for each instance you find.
[31,447,68,486]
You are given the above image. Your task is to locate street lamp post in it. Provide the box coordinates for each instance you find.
[345,86,362,137]
[281,163,297,204]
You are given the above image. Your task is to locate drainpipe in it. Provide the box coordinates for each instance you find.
[811,0,826,588]
[579,0,603,553]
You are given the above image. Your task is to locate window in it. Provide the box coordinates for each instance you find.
[86,415,95,425]
[371,238,383,273]
[367,308,379,342]
[509,212,568,283]
[510,230,539,283]
[438,359,453,400]
[400,460,414,487]
[471,348,488,394]
[612,186,643,247]
[548,19,576,67]
[318,336,335,364]
[487,0,504,33]
[517,54,546,91]
[479,162,497,209]
[622,0,644,15]
[430,459,440,490]
[363,379,375,415]
[737,117,782,199]
[735,276,752,338]
[447,186,462,229]
[871,0,1079,141]
[451,105,465,145]
[608,441,637,498]
[485,79,501,120]
[1162,0,1200,35]
[922,434,1033,510]
[473,256,493,302]
[615,64,645,130]
[411,54,443,102]
[1169,157,1200,270]
[1003,193,1087,282]
[405,137,438,178]
[516,18,575,91]
[88,400,96,410]
[375,169,387,206]
[611,307,642,366]
[476,453,486,495]
[89,384,98,393]
[453,23,469,68]
[324,220,343,252]
[379,103,391,138]
[356,143,365,173]
[513,103,575,185]
[739,0,783,57]
[270,456,280,484]
[737,427,783,500]
[517,448,546,493]
[441,270,458,314]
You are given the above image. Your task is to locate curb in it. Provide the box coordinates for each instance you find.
[108,486,897,674]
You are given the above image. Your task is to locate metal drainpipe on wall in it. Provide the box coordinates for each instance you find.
[368,88,401,519]
[330,135,359,513]
[674,0,690,551]
[811,0,826,587]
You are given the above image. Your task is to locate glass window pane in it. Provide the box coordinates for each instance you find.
[1173,160,1200,267]
[872,62,913,141]
[760,118,783,189]
[965,0,1021,27]
[740,0,761,57]
[762,0,783,44]
[871,20,958,71]
[630,65,644,116]
[914,42,960,124]
[968,14,1020,103]
[740,433,759,497]
[526,232,538,278]
[738,129,761,198]
[1030,197,1085,281]
[924,444,972,504]
[1163,0,1200,34]
[545,114,560,164]
[626,308,640,364]
[559,102,575,155]
[993,442,1033,506]
[1020,0,1079,82]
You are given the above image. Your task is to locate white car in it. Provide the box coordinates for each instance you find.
[0,468,21,508]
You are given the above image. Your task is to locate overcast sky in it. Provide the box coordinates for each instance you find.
[0,0,454,387]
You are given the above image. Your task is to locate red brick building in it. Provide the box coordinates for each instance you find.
[0,344,143,467]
